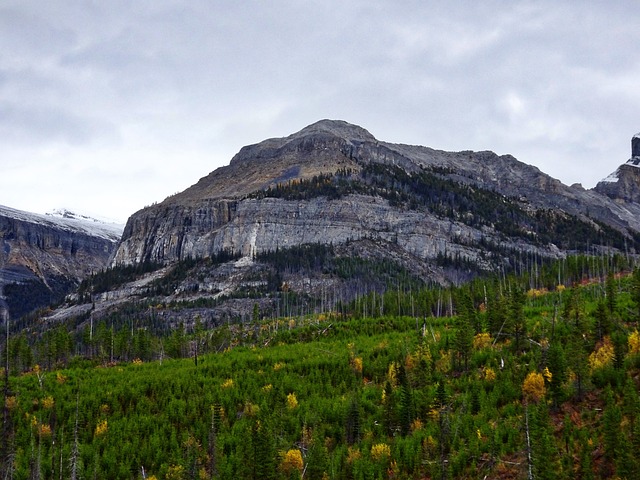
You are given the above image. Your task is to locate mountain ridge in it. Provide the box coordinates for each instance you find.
[16,119,640,331]
[114,120,640,269]
[0,204,121,320]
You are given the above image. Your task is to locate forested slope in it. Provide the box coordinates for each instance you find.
[2,257,640,479]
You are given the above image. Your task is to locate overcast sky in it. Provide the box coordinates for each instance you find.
[2,1,639,223]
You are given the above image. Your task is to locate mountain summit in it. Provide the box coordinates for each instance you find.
[114,120,640,268]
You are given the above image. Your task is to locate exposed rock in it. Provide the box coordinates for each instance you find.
[0,205,121,319]
[595,133,640,204]
[114,120,640,269]
[38,120,640,332]
[633,132,640,158]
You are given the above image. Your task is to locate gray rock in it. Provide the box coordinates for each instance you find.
[114,120,640,270]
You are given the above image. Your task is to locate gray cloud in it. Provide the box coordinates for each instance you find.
[1,0,639,221]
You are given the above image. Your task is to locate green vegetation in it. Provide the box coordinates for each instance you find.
[3,257,640,479]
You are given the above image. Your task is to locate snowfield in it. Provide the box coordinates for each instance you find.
[0,205,123,242]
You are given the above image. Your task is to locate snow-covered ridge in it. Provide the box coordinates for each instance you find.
[0,205,123,242]
[601,169,620,183]
[599,157,640,184]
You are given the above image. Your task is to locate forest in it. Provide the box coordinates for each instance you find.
[2,254,640,479]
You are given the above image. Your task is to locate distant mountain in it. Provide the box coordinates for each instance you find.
[0,205,122,320]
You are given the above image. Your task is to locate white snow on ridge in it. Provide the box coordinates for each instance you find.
[0,204,123,242]
[601,169,620,183]
[599,157,640,184]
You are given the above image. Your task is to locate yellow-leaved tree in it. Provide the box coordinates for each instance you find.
[522,371,546,404]
[628,330,640,355]
[280,449,304,476]
[588,336,615,372]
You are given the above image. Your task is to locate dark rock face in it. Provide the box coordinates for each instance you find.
[633,134,640,158]
[0,206,120,319]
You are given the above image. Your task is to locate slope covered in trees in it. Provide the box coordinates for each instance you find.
[2,258,640,479]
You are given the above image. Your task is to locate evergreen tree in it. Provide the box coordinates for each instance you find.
[454,298,474,372]
[566,336,589,401]
[305,432,328,479]
[605,271,617,315]
[382,381,395,437]
[632,266,640,325]
[546,342,567,409]
[345,396,361,445]
[578,430,595,480]
[593,300,610,341]
[602,388,621,477]
[252,420,277,480]
[486,288,507,337]
[508,287,527,352]
[531,402,559,480]
[396,363,414,436]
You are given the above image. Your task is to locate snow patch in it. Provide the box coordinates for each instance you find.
[0,204,123,242]
[601,169,620,183]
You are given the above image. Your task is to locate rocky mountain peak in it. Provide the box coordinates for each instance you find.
[289,119,377,144]
[633,132,640,158]
[594,132,640,203]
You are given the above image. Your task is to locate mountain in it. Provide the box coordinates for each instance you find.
[0,205,122,320]
[38,120,640,329]
[594,132,640,203]
[114,119,640,267]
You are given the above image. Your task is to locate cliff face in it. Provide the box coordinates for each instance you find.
[113,119,640,268]
[0,206,121,319]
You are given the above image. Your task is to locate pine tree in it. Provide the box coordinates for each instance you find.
[531,402,559,480]
[605,271,617,315]
[454,308,474,372]
[546,342,567,409]
[486,288,507,337]
[396,363,414,436]
[593,300,610,341]
[252,420,277,480]
[305,432,328,479]
[382,381,395,437]
[509,287,527,352]
[632,267,640,325]
[566,336,589,401]
[602,388,621,477]
[345,396,361,445]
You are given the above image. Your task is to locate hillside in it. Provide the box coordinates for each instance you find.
[2,265,640,479]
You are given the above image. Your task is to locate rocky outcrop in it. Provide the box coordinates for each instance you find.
[0,205,121,319]
[114,120,640,270]
[595,133,640,204]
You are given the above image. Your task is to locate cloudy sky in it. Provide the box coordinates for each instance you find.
[2,1,639,223]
